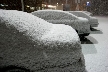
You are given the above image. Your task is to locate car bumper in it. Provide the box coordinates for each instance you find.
[77,24,90,35]
[89,18,99,27]
[90,23,99,27]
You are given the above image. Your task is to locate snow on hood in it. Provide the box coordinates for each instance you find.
[41,24,79,43]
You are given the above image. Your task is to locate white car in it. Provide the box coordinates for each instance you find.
[31,10,91,36]
[0,10,85,72]
[68,11,99,30]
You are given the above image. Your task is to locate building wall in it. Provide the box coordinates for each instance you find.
[1,0,107,15]
[0,0,42,12]
[0,0,22,10]
[42,0,88,11]
[24,0,42,12]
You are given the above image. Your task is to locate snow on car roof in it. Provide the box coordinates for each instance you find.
[68,11,89,15]
[68,11,84,12]
[33,10,78,18]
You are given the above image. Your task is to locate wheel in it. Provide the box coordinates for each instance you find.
[79,35,85,41]
[75,30,78,33]
[79,33,90,41]
[79,33,90,37]
[90,26,94,31]
[83,33,90,36]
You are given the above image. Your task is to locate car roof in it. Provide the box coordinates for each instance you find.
[33,10,78,18]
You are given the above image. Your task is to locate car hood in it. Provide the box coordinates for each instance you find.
[89,17,98,23]
[41,24,79,44]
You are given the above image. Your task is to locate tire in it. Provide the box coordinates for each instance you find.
[83,33,90,36]
[75,30,78,33]
[79,33,90,37]
[90,26,93,31]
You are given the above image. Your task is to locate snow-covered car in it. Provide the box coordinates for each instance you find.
[68,11,99,30]
[0,10,86,72]
[31,10,90,36]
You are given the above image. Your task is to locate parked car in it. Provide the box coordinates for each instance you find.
[68,11,99,30]
[31,10,90,36]
[0,10,85,72]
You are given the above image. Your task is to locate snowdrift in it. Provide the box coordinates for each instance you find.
[0,10,85,72]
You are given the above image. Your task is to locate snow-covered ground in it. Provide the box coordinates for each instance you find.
[81,16,108,72]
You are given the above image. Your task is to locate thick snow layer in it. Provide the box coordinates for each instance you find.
[46,20,90,35]
[68,11,99,27]
[0,10,52,40]
[32,11,76,20]
[0,10,85,72]
[41,24,79,42]
[32,10,90,35]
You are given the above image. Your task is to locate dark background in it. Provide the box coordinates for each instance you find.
[0,0,108,15]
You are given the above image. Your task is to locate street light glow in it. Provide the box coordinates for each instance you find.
[48,5,56,8]
[0,4,4,6]
[87,2,89,3]
[44,5,46,7]
[27,5,30,7]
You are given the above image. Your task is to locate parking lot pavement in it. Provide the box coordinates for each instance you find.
[81,16,108,72]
